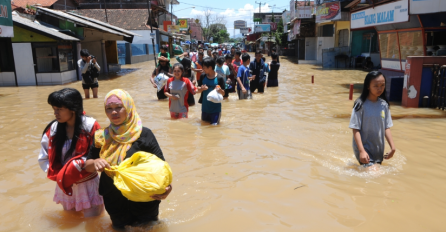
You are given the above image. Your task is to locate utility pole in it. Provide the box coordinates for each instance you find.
[146,0,157,67]
[255,1,266,24]
[103,0,109,23]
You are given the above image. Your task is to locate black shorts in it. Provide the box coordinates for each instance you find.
[157,89,167,100]
[250,81,265,93]
[82,82,98,90]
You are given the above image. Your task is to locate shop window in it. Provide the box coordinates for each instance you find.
[131,44,148,56]
[58,43,75,72]
[317,25,334,37]
[379,33,399,60]
[33,43,59,73]
[0,39,14,72]
[398,31,423,60]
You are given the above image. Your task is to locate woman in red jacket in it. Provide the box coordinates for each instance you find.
[38,88,103,217]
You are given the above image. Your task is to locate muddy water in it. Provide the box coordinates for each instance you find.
[0,55,445,232]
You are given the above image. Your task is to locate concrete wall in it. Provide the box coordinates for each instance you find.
[316,37,335,64]
[131,54,153,63]
[0,72,16,86]
[36,70,77,85]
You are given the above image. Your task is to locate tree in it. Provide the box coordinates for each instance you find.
[195,9,226,42]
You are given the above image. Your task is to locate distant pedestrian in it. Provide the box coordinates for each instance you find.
[249,51,266,94]
[78,49,100,99]
[197,57,226,125]
[150,60,173,100]
[225,54,238,94]
[349,71,396,169]
[271,47,280,62]
[232,50,242,67]
[267,53,281,87]
[215,56,230,98]
[180,57,196,106]
[164,63,196,119]
[192,51,204,81]
[230,46,236,56]
[236,53,254,100]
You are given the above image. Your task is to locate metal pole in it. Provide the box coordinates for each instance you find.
[147,0,158,67]
[103,0,108,23]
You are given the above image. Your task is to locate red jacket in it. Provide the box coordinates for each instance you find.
[39,116,100,196]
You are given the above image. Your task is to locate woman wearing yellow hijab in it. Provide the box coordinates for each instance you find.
[84,89,172,230]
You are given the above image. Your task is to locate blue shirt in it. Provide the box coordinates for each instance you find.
[201,75,222,113]
[236,65,251,91]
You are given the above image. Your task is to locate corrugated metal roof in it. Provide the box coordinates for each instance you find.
[66,12,141,37]
[35,7,131,38]
[12,14,80,41]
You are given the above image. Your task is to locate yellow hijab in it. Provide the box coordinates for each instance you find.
[95,89,142,166]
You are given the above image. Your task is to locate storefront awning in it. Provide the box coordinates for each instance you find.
[35,7,136,43]
[12,14,80,41]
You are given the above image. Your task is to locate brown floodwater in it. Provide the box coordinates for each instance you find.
[0,55,445,232]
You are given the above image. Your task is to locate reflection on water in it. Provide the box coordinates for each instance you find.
[0,55,445,231]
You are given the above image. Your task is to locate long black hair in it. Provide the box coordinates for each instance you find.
[354,71,389,111]
[180,57,192,78]
[44,88,85,164]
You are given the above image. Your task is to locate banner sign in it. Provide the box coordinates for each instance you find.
[0,0,13,37]
[177,18,188,30]
[297,6,312,19]
[234,20,247,29]
[409,0,445,14]
[351,0,409,29]
[290,0,296,21]
[240,27,252,34]
[167,25,180,33]
[315,1,341,23]
[293,19,301,35]
[254,24,271,33]
[269,22,277,31]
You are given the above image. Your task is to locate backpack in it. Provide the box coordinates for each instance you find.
[82,62,99,84]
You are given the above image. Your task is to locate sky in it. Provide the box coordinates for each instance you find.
[171,0,308,37]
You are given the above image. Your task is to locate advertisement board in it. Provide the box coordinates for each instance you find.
[177,18,188,30]
[293,19,301,35]
[315,1,341,23]
[240,27,252,34]
[0,0,13,37]
[168,25,180,33]
[297,6,312,19]
[254,24,271,33]
[282,11,290,33]
[234,20,247,29]
[409,0,446,14]
[290,0,296,20]
[269,22,277,31]
[351,0,409,29]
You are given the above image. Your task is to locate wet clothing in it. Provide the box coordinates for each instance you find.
[170,112,188,119]
[39,116,103,210]
[267,61,280,87]
[78,59,100,85]
[164,77,196,114]
[202,112,221,125]
[349,99,393,164]
[198,74,225,114]
[82,82,99,90]
[249,59,265,93]
[236,65,251,92]
[153,66,171,100]
[87,127,164,229]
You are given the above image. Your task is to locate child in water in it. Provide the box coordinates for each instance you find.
[38,88,103,217]
[349,71,396,168]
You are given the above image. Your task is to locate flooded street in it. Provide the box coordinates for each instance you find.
[0,55,445,232]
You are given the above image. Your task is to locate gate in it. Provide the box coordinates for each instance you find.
[430,65,446,110]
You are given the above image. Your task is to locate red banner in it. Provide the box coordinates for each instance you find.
[315,1,341,23]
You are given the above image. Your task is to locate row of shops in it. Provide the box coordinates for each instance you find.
[281,0,446,73]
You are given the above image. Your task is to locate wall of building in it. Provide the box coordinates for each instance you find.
[80,41,104,72]
[0,72,16,86]
[334,21,350,47]
[305,37,317,60]
[12,43,36,86]
[316,37,335,64]
[11,26,55,43]
[36,70,77,85]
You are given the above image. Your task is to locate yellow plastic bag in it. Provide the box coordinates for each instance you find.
[105,151,172,202]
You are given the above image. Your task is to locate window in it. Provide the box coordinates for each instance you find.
[398,31,423,60]
[317,24,334,37]
[58,43,75,72]
[118,43,126,65]
[0,39,14,72]
[131,44,148,56]
[379,33,400,60]
[33,43,59,73]
[338,29,349,47]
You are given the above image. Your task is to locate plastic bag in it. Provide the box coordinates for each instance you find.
[206,88,223,103]
[106,152,172,202]
[154,73,169,92]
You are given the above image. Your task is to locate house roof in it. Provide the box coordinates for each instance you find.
[35,7,136,40]
[11,0,59,9]
[12,14,79,41]
[70,9,157,31]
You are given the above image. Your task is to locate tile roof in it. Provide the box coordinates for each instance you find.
[12,14,79,41]
[11,0,59,8]
[70,9,157,31]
